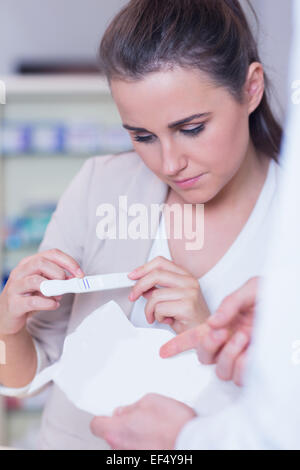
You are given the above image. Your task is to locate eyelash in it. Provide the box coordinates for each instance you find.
[133,123,205,144]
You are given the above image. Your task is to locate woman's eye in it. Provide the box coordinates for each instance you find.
[181,123,205,136]
[133,135,155,144]
[132,123,205,144]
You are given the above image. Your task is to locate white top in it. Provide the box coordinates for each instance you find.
[0,158,281,413]
[130,157,280,325]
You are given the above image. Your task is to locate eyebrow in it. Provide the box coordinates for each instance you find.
[122,113,211,133]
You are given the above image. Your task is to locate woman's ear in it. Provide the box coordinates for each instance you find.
[245,62,265,115]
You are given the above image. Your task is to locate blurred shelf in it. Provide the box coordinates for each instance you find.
[0,74,129,447]
[1,152,131,159]
[3,244,40,254]
[1,154,88,162]
[0,75,110,96]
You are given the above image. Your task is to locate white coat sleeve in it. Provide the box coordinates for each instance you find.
[176,0,300,450]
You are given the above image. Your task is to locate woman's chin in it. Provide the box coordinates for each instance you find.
[172,187,217,205]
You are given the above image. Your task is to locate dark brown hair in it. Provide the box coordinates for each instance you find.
[99,0,282,162]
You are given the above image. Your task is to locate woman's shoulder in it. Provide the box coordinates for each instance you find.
[80,150,165,204]
[90,150,145,175]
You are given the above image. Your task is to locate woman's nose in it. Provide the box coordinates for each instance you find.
[160,142,188,176]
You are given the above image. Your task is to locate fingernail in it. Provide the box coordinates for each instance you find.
[76,269,84,277]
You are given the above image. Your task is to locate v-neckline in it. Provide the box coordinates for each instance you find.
[161,159,277,291]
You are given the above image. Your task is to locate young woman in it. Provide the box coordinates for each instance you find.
[0,0,283,450]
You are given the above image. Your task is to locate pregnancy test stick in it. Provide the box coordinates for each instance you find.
[40,273,136,297]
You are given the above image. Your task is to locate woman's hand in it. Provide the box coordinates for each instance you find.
[0,248,85,337]
[90,393,196,450]
[160,277,259,386]
[128,256,210,334]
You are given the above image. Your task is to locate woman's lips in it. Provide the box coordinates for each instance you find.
[173,173,206,189]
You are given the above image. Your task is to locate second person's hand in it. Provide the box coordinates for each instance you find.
[160,277,259,386]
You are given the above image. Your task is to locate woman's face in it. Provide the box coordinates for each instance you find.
[110,66,256,204]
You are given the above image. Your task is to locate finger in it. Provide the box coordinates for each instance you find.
[160,323,209,358]
[162,318,174,326]
[13,275,52,296]
[208,278,259,329]
[28,291,63,302]
[90,416,114,440]
[154,300,188,325]
[142,287,157,299]
[196,328,229,365]
[14,254,80,283]
[128,256,188,281]
[14,295,60,317]
[113,407,126,416]
[19,249,84,279]
[144,288,185,324]
[90,416,131,450]
[113,403,137,416]
[232,351,248,387]
[215,331,250,381]
[42,249,86,278]
[130,270,192,302]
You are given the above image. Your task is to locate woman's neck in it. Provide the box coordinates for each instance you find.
[207,143,270,213]
[167,142,271,215]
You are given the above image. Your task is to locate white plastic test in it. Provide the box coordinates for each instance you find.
[40,273,136,297]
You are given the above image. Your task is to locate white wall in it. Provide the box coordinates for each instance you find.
[0,0,293,117]
[0,0,128,73]
[244,0,293,119]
